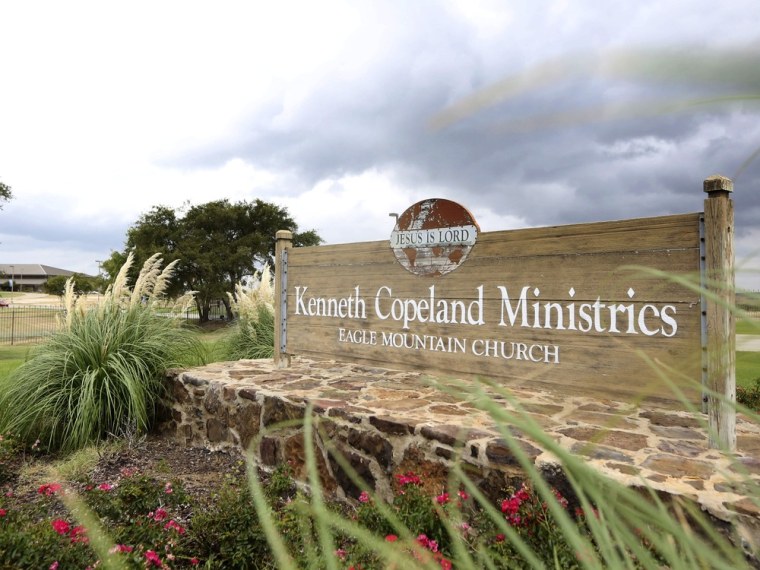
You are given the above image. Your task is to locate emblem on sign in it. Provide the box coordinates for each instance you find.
[390,198,479,276]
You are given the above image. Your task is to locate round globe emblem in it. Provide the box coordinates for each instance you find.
[390,198,479,276]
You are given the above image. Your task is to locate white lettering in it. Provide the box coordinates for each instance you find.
[498,285,530,327]
[295,286,308,315]
[638,304,660,336]
[660,305,678,337]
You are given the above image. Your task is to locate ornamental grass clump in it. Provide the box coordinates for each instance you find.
[224,265,275,360]
[0,253,203,453]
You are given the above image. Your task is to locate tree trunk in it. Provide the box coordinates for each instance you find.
[222,297,234,321]
[195,298,211,323]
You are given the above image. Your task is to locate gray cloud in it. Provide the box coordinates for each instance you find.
[164,2,760,242]
[0,200,127,260]
[5,1,759,285]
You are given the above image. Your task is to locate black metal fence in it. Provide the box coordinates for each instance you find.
[0,305,64,345]
[0,303,229,345]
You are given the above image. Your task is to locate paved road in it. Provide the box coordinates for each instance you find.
[738,334,760,352]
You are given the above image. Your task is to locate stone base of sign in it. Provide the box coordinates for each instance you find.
[157,356,760,557]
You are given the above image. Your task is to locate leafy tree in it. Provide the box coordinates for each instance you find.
[43,273,100,296]
[0,180,11,209]
[99,250,131,286]
[108,199,321,322]
[43,275,70,296]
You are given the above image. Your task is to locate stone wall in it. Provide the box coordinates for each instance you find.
[158,356,760,553]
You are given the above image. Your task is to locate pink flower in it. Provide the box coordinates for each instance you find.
[38,483,62,496]
[334,548,347,561]
[501,497,521,515]
[0,508,6,517]
[417,534,439,553]
[395,472,421,486]
[164,519,186,534]
[435,492,450,505]
[49,562,59,570]
[98,483,114,492]
[190,558,200,566]
[109,544,133,554]
[457,490,469,501]
[149,508,168,521]
[439,558,452,570]
[69,525,88,544]
[515,485,530,502]
[495,533,505,543]
[164,482,173,494]
[51,519,70,535]
[145,550,162,567]
[385,534,398,542]
[358,490,370,503]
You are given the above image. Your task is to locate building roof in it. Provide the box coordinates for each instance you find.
[0,264,77,284]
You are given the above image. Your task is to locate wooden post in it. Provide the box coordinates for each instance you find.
[703,174,735,451]
[274,230,293,368]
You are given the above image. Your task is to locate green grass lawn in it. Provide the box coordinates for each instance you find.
[736,319,760,388]
[738,351,760,389]
[0,345,31,379]
[737,318,760,335]
[189,323,233,362]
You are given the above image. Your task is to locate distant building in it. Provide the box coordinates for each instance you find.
[0,264,77,292]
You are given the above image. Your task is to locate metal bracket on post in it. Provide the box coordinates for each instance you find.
[699,214,708,414]
[280,248,288,354]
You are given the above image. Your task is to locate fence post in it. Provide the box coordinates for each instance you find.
[274,230,293,368]
[703,174,736,451]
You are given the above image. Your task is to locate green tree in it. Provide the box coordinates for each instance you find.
[43,273,98,296]
[99,250,131,287]
[110,199,321,322]
[0,180,11,209]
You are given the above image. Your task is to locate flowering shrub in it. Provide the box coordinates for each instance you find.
[0,455,706,569]
[485,482,582,568]
[347,470,587,569]
[1,466,200,569]
[737,377,760,412]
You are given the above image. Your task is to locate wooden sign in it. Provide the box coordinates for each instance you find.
[275,179,735,447]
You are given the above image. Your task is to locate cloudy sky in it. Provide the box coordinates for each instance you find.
[1,0,759,289]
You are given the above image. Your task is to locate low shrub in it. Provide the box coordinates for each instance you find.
[0,447,601,570]
[1,461,200,569]
[737,377,760,412]
[0,254,203,453]
[352,472,581,570]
